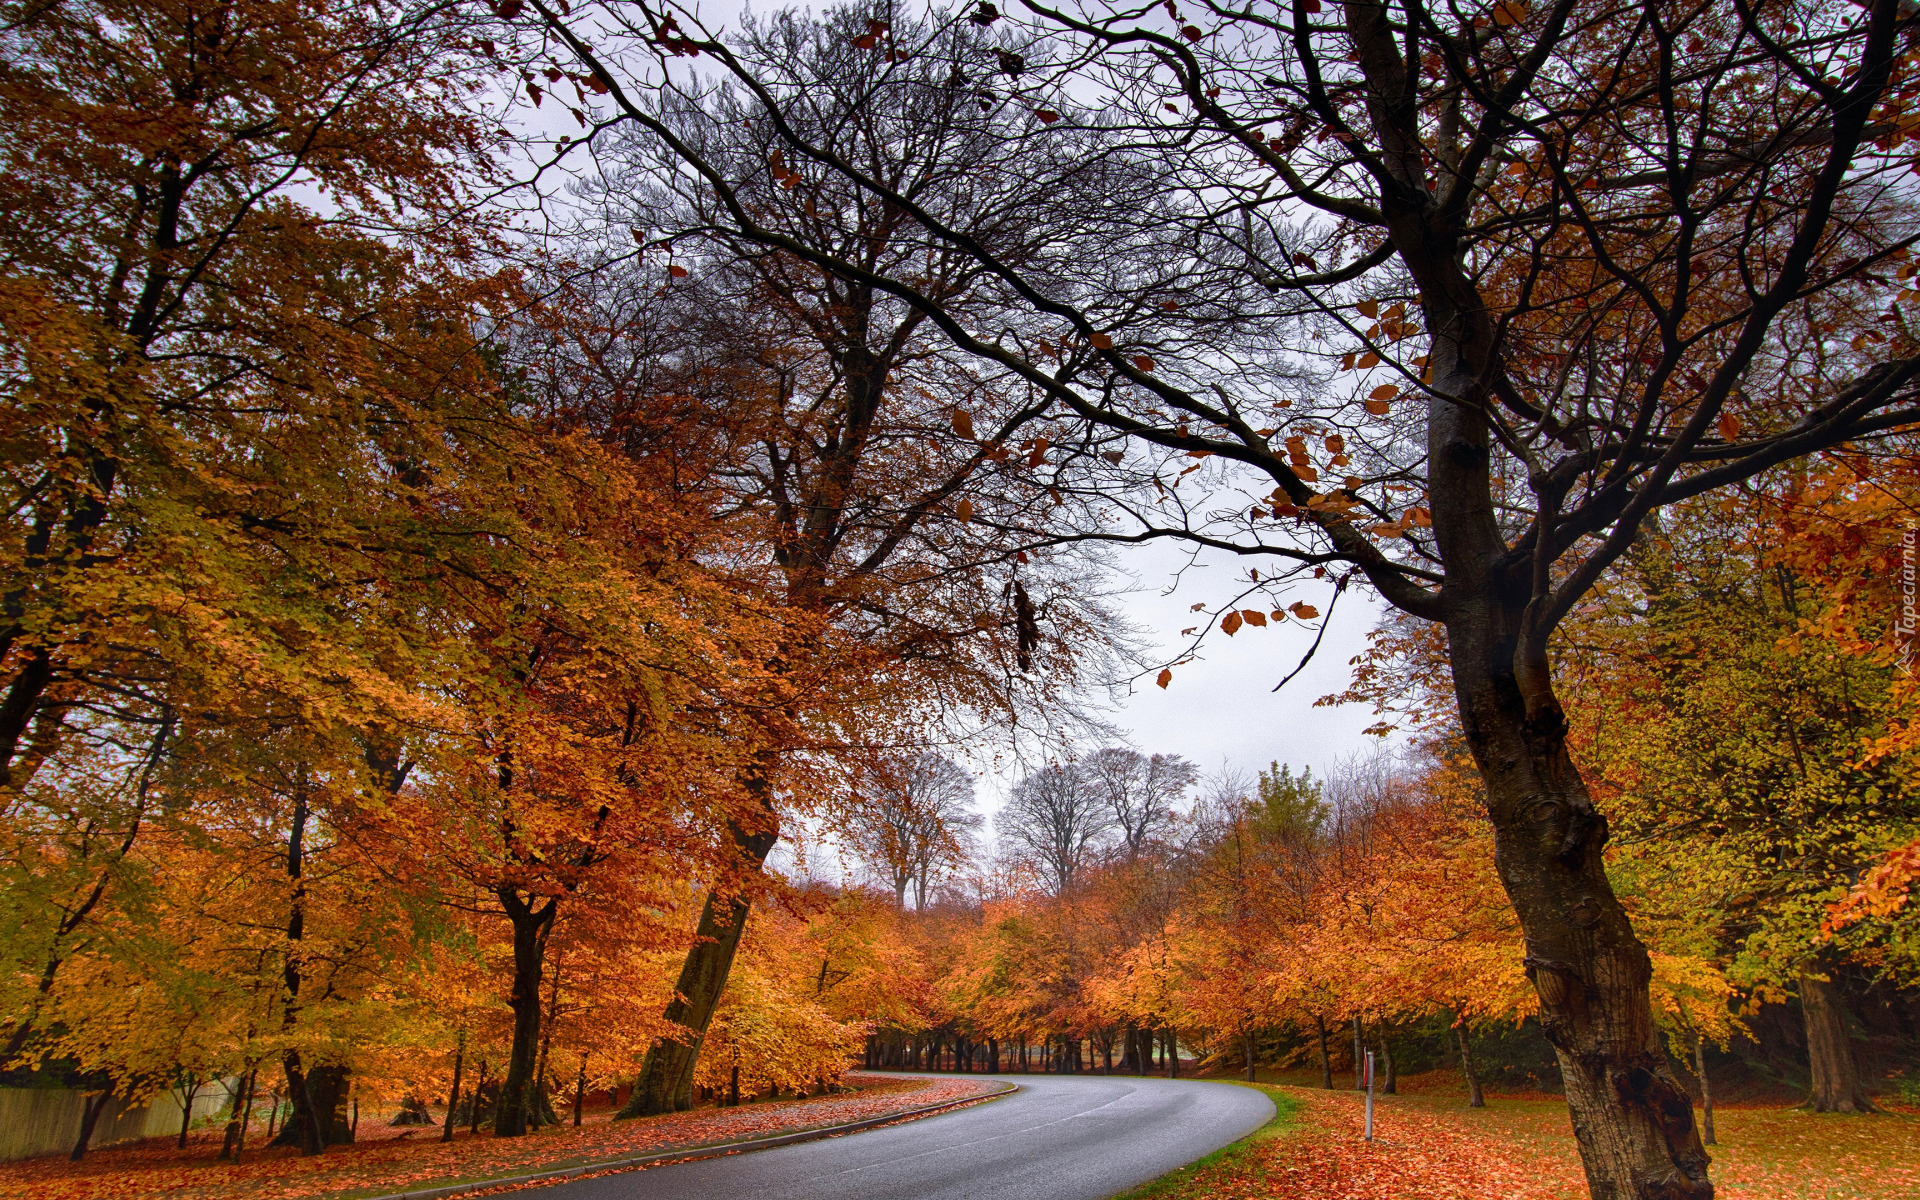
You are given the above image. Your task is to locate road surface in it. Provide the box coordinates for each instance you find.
[526,1074,1274,1200]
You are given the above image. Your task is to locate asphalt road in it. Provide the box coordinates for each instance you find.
[526,1074,1274,1200]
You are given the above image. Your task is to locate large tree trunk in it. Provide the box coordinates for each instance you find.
[275,1060,350,1150]
[1448,633,1711,1199]
[494,891,557,1137]
[276,781,327,1156]
[618,812,776,1118]
[1800,971,1875,1113]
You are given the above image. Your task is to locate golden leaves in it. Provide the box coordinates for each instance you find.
[1492,0,1528,26]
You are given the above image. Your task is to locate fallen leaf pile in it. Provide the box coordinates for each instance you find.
[1210,1089,1587,1200]
[0,1073,994,1200]
[1158,1081,1920,1200]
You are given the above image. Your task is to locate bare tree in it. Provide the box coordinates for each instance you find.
[998,762,1113,892]
[1084,748,1196,860]
[852,753,981,908]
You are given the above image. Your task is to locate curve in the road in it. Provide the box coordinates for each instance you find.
[523,1074,1275,1200]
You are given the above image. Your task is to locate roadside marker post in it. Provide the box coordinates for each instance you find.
[1364,1050,1375,1143]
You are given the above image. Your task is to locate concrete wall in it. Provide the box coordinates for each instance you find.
[0,1083,228,1162]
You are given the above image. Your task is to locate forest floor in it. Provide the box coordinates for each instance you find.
[1127,1070,1920,1200]
[0,1072,999,1200]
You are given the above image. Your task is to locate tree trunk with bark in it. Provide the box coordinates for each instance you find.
[1445,611,1711,1198]
[442,1035,465,1143]
[1314,1015,1333,1090]
[177,1073,199,1148]
[1800,971,1875,1112]
[1689,1033,1714,1145]
[494,890,558,1137]
[1456,1024,1485,1109]
[70,1084,113,1162]
[618,808,776,1118]
[1378,1036,1396,1095]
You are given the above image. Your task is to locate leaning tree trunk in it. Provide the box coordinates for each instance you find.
[1800,971,1875,1112]
[1446,616,1711,1199]
[1456,1023,1485,1109]
[69,1083,113,1162]
[441,1034,465,1143]
[619,809,778,1118]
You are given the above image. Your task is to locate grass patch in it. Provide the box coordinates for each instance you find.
[1113,1083,1303,1200]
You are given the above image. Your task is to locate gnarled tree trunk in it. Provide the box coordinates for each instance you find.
[1448,626,1710,1199]
[494,891,558,1137]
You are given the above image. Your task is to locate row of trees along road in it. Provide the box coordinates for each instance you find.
[0,1,1917,1198]
[512,0,1920,1196]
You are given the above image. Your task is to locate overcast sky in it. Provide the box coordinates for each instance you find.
[960,538,1393,826]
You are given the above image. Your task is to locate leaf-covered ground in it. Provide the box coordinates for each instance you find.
[1126,1073,1920,1200]
[0,1073,997,1200]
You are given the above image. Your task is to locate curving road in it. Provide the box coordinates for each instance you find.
[527,1074,1274,1200]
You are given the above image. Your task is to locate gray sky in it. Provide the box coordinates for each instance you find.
[1097,539,1390,785]
[959,537,1394,833]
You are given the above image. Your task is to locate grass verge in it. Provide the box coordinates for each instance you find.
[1112,1083,1304,1200]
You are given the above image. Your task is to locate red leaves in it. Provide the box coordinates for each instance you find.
[2,1077,993,1200]
[1195,1090,1581,1200]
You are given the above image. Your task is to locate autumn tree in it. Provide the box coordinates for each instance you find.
[518,0,1920,1191]
[511,3,1147,1115]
